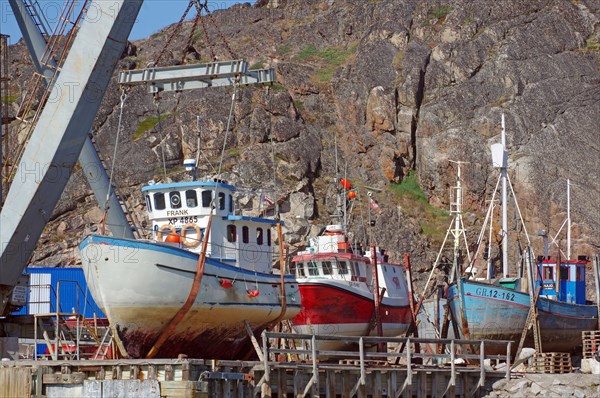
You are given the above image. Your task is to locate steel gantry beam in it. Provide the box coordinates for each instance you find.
[119,60,275,93]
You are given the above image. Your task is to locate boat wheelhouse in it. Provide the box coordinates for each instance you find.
[536,256,589,304]
[143,179,276,273]
[289,223,411,352]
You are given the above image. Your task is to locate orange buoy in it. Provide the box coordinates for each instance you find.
[219,279,233,288]
[348,191,356,199]
[339,178,351,190]
[247,289,260,297]
[165,232,180,243]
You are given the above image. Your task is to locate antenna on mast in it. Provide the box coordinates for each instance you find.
[430,160,472,283]
[491,113,509,277]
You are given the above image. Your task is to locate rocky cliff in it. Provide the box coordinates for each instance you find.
[2,0,599,292]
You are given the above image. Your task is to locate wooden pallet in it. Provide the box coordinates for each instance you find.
[531,352,572,374]
[582,330,600,359]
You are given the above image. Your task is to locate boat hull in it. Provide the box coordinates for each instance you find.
[448,279,598,353]
[79,235,301,359]
[292,281,411,351]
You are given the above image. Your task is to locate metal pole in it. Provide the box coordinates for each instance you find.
[371,244,384,349]
[567,179,571,260]
[593,255,600,330]
[501,113,509,277]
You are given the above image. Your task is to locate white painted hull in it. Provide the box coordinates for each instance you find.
[80,235,301,359]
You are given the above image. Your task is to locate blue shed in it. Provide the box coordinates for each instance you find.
[12,267,105,318]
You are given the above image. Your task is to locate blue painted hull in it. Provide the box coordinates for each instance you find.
[448,278,598,353]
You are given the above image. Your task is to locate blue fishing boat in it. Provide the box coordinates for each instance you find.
[449,267,598,353]
[447,114,599,354]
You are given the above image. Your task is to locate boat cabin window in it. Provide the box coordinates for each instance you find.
[201,190,212,208]
[186,190,198,208]
[560,266,569,281]
[145,195,152,212]
[170,192,182,209]
[322,261,333,275]
[543,266,553,280]
[229,194,233,213]
[298,263,306,277]
[227,225,236,242]
[338,261,349,275]
[218,192,225,210]
[267,229,271,246]
[242,226,249,244]
[154,192,166,210]
[353,261,360,276]
[308,260,319,276]
[290,262,297,275]
[256,228,264,245]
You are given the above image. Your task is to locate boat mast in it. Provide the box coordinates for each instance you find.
[567,179,571,261]
[500,113,509,278]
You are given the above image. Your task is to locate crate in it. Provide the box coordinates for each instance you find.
[531,352,572,374]
[582,330,600,359]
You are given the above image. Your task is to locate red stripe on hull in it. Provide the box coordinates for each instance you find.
[292,283,411,326]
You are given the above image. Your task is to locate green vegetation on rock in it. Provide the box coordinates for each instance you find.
[295,43,358,82]
[1,95,16,105]
[133,113,171,141]
[429,6,452,20]
[389,171,449,243]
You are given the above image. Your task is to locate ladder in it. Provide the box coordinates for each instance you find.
[21,0,51,38]
[515,250,542,358]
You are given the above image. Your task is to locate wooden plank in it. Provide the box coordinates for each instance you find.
[244,320,265,362]
[373,372,382,398]
[277,369,286,398]
[0,368,32,398]
[388,371,397,398]
[325,370,336,398]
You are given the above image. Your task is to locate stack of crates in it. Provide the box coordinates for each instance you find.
[531,352,572,374]
[582,330,600,359]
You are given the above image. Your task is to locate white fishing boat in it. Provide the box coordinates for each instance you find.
[80,161,301,359]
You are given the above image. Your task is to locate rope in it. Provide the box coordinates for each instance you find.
[216,82,239,178]
[154,95,168,180]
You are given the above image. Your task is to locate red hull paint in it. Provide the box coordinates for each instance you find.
[292,283,411,327]
[118,324,265,360]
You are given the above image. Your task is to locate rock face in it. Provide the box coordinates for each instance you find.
[2,0,598,292]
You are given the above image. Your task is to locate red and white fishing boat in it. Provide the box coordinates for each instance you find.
[289,179,412,351]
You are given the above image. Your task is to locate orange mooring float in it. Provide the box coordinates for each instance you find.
[165,232,181,243]
[339,178,351,190]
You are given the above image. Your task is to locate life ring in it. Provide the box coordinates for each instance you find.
[157,224,176,242]
[181,223,202,247]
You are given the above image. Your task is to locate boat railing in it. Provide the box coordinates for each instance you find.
[259,331,513,396]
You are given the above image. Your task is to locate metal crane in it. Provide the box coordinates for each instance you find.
[0,0,275,318]
[8,0,137,242]
[0,0,144,315]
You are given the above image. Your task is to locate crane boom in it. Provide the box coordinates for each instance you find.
[0,0,143,314]
[8,0,136,242]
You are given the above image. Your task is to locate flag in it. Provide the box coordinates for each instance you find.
[262,194,274,206]
[369,197,382,214]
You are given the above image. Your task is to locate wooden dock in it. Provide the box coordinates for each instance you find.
[0,332,515,397]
